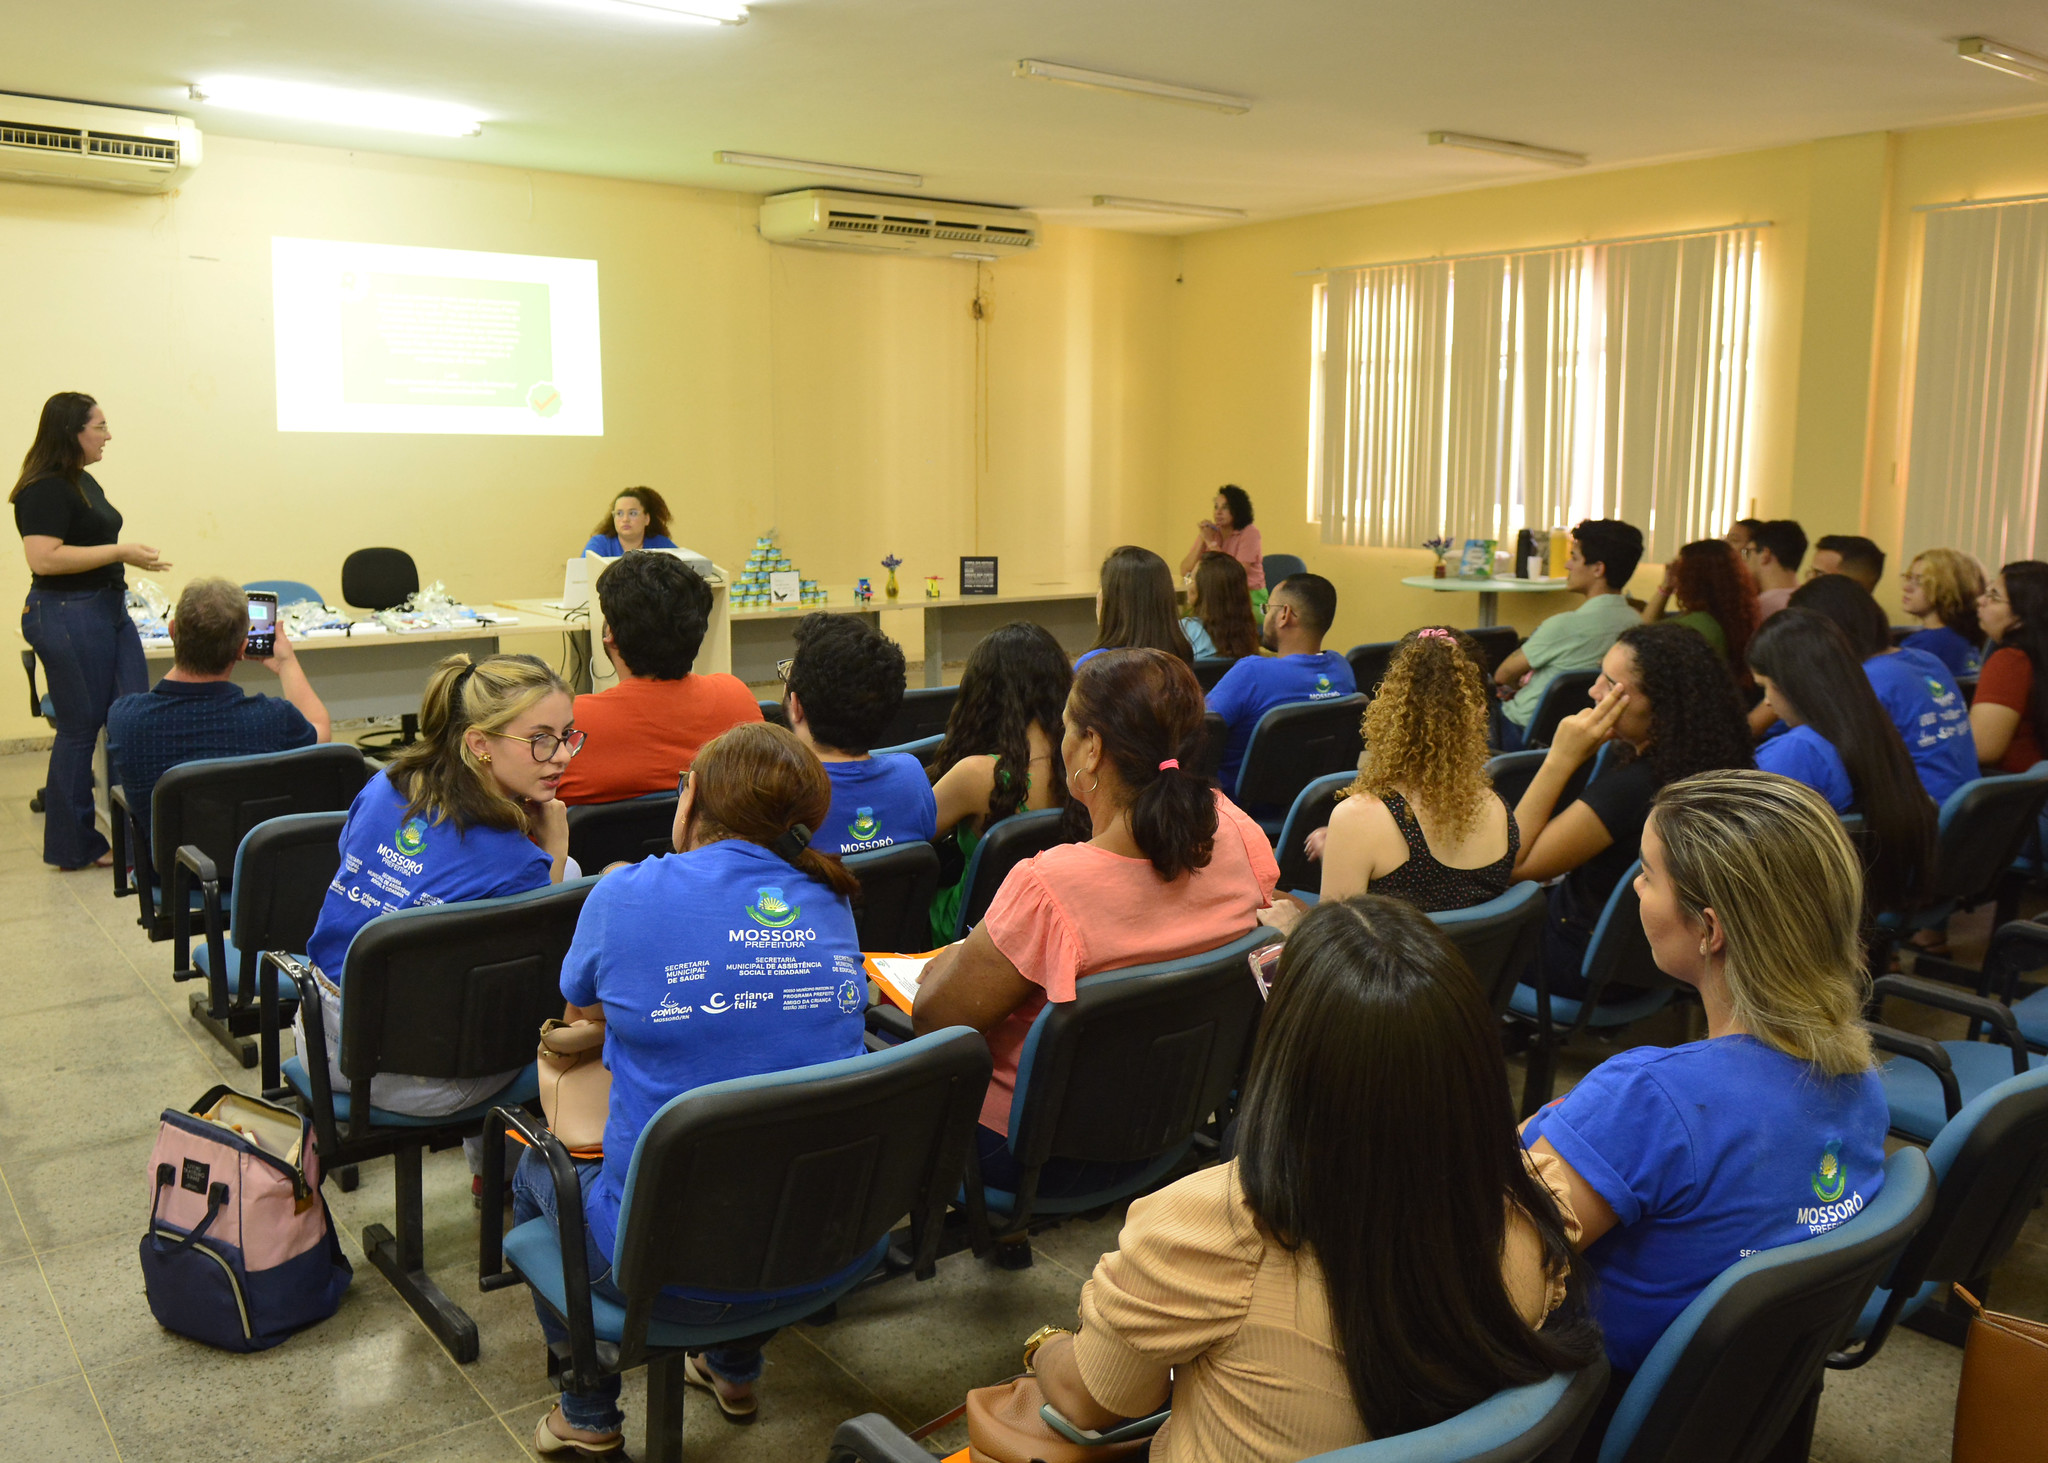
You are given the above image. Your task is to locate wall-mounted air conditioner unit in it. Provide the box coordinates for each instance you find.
[758,189,1036,259]
[0,92,202,194]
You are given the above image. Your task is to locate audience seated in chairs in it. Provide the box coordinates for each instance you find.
[1788,573,1977,804]
[1898,547,1987,680]
[107,576,331,861]
[913,648,1277,1198]
[1640,538,1760,673]
[925,622,1073,945]
[785,612,938,857]
[1809,533,1887,591]
[1204,572,1355,796]
[297,653,573,1144]
[1078,545,1195,669]
[1270,627,1515,927]
[1027,895,1600,1462]
[518,721,866,1453]
[1493,519,1643,751]
[1739,518,1806,620]
[1746,609,1936,917]
[554,550,758,804]
[1970,560,2048,775]
[1178,551,1260,663]
[1522,771,1891,1379]
[1512,623,1754,1002]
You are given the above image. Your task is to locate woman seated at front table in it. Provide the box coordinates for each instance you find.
[1512,623,1754,1000]
[913,648,1278,1194]
[580,486,678,557]
[1276,627,1515,921]
[300,652,574,1121]
[1026,895,1600,1463]
[1177,483,1266,609]
[1746,609,1936,919]
[1523,771,1889,1379]
[1179,551,1261,662]
[518,721,868,1455]
[1076,545,1194,668]
[926,622,1074,945]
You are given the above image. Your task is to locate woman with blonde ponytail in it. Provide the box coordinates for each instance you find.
[1521,770,1888,1377]
[515,721,867,1450]
[300,652,579,1119]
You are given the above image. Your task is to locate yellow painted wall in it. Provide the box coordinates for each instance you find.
[0,135,1171,740]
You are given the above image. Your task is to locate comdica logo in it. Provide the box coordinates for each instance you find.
[848,806,881,842]
[745,886,800,928]
[394,816,427,857]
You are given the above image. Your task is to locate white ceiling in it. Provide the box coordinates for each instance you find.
[9,0,2048,230]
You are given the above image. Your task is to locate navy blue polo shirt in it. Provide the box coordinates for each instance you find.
[108,679,317,859]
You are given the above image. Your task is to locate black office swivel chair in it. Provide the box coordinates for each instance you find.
[565,792,679,870]
[342,548,424,757]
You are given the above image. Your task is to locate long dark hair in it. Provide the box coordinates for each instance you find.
[1611,623,1756,786]
[1237,896,1600,1436]
[1747,611,1936,914]
[1067,649,1216,880]
[929,621,1072,825]
[1190,552,1260,659]
[11,391,96,501]
[1088,546,1194,665]
[1993,561,2048,749]
[588,486,672,540]
[1670,538,1762,682]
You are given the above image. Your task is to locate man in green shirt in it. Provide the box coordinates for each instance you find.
[1493,520,1645,748]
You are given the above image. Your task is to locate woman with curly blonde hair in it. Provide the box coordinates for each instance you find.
[1899,547,1987,679]
[1310,627,1516,913]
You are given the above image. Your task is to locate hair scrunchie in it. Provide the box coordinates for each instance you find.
[771,822,814,863]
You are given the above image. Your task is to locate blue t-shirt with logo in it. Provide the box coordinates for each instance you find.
[818,754,940,856]
[1901,625,1982,681]
[1205,651,1358,794]
[306,771,553,982]
[559,840,866,1262]
[1755,724,1854,813]
[1524,1035,1887,1374]
[1864,649,1976,807]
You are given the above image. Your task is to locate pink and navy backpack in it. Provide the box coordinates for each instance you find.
[138,1086,352,1352]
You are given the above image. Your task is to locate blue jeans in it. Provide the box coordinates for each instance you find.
[21,587,146,868]
[511,1147,786,1434]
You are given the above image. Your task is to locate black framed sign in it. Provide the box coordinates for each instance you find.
[960,556,999,595]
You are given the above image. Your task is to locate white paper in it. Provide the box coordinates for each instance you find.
[871,955,935,1004]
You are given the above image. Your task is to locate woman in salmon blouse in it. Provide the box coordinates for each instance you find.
[914,648,1278,1197]
[1179,485,1266,607]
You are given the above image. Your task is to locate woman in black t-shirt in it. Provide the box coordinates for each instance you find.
[12,393,169,869]
[1509,622,1755,999]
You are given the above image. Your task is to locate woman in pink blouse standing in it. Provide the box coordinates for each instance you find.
[1180,485,1266,609]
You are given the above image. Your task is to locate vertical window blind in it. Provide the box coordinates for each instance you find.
[1310,226,1764,562]
[1901,197,2048,568]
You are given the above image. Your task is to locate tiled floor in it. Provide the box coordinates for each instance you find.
[0,743,2040,1462]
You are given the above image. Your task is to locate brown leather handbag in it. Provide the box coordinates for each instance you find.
[1952,1285,2048,1463]
[964,1375,1151,1463]
[535,1019,609,1157]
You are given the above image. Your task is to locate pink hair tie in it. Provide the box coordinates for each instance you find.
[1416,627,1453,640]
[1158,759,1181,771]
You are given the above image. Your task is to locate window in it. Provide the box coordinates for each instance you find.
[1901,197,2048,568]
[1309,227,1764,561]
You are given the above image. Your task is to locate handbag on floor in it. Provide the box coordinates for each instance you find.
[537,1017,610,1156]
[137,1085,351,1352]
[1952,1284,2048,1463]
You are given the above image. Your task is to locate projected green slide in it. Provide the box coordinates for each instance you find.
[273,239,601,436]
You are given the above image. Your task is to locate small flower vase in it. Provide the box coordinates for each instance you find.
[886,567,899,598]
[1433,560,1448,579]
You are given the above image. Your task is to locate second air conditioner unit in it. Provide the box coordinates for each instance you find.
[758,189,1037,259]
[0,92,202,194]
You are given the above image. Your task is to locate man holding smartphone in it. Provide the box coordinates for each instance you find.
[108,577,333,867]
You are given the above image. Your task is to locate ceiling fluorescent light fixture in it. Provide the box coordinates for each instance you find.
[1017,59,1251,114]
[1427,131,1586,168]
[552,0,747,21]
[714,151,922,187]
[1094,195,1247,220]
[189,77,482,137]
[1957,37,2048,85]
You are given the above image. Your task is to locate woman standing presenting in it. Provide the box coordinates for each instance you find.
[12,393,167,869]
